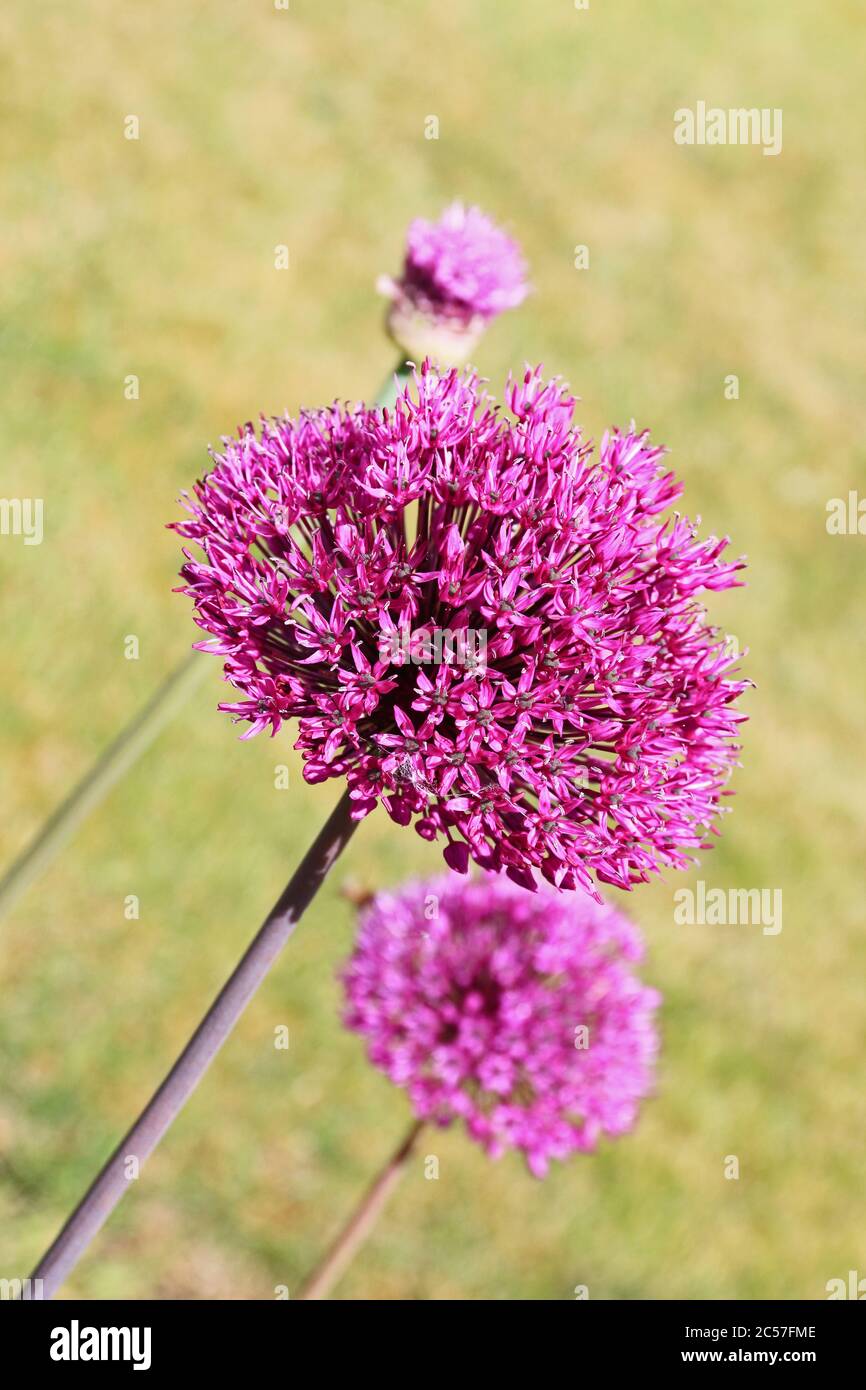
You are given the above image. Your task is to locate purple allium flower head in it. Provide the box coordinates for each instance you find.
[341,872,661,1177]
[378,203,529,365]
[175,362,747,897]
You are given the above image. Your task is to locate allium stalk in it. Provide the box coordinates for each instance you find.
[297,1119,424,1300]
[0,652,209,923]
[30,789,357,1299]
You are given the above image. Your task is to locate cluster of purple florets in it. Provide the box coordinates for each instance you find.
[177,361,746,897]
[342,872,660,1176]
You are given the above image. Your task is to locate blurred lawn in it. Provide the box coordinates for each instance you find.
[1,0,865,1299]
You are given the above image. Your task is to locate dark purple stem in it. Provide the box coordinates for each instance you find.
[30,788,358,1299]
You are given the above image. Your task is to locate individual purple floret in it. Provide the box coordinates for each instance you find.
[341,872,661,1177]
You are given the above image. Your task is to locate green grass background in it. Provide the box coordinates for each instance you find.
[1,0,864,1300]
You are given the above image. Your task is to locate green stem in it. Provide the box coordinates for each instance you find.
[0,652,208,922]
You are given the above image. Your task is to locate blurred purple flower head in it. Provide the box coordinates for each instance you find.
[342,872,661,1177]
[175,362,747,897]
[378,202,529,364]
